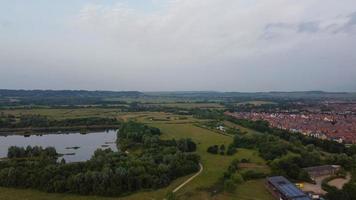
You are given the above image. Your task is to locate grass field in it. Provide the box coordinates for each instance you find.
[223,120,263,135]
[0,108,121,120]
[0,111,273,200]
[134,113,273,200]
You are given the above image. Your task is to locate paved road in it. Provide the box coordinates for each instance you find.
[172,163,203,193]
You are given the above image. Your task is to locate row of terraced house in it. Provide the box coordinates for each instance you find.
[225,112,356,144]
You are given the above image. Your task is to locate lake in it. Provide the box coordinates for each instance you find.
[0,130,118,162]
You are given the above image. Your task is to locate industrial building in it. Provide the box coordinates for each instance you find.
[303,165,341,181]
[266,176,312,200]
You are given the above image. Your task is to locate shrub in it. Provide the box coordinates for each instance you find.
[240,158,250,163]
[241,170,267,180]
[223,179,236,193]
[232,173,244,184]
[226,144,237,156]
[207,145,219,154]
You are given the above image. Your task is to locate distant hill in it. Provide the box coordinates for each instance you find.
[0,89,143,98]
[0,90,355,106]
[0,90,143,106]
[144,91,356,100]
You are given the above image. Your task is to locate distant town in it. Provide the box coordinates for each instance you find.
[226,101,356,144]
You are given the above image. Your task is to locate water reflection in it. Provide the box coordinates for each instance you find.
[0,130,118,162]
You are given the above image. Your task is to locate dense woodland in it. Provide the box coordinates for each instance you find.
[227,117,347,154]
[0,122,200,196]
[7,146,57,159]
[0,114,119,129]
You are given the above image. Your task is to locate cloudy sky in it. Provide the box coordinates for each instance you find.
[0,0,355,92]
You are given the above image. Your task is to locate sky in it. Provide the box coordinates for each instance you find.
[0,0,355,92]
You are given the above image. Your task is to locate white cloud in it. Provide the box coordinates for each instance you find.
[0,0,356,91]
[74,0,356,63]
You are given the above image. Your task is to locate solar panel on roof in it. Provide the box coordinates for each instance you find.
[294,197,312,200]
[267,176,311,200]
[279,184,305,197]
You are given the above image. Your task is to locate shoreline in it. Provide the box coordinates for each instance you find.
[0,125,120,135]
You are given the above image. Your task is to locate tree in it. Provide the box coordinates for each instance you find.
[343,182,356,200]
[227,144,237,156]
[177,139,197,152]
[207,145,219,154]
[223,179,236,193]
[232,173,244,184]
[220,144,226,155]
[347,145,356,156]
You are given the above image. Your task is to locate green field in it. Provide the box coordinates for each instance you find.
[223,120,264,135]
[139,114,272,200]
[0,108,121,120]
[0,111,273,200]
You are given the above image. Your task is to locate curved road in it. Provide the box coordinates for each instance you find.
[172,163,203,193]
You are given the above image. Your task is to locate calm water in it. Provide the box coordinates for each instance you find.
[0,130,118,162]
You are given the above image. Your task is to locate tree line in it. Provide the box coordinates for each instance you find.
[207,144,237,156]
[7,146,57,159]
[0,114,119,129]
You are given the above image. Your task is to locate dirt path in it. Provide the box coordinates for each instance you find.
[328,173,352,189]
[172,163,203,193]
[302,173,352,195]
[302,175,329,195]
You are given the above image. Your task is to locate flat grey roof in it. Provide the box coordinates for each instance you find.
[303,165,340,173]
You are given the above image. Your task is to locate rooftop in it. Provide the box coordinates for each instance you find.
[267,176,311,200]
[303,165,340,173]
